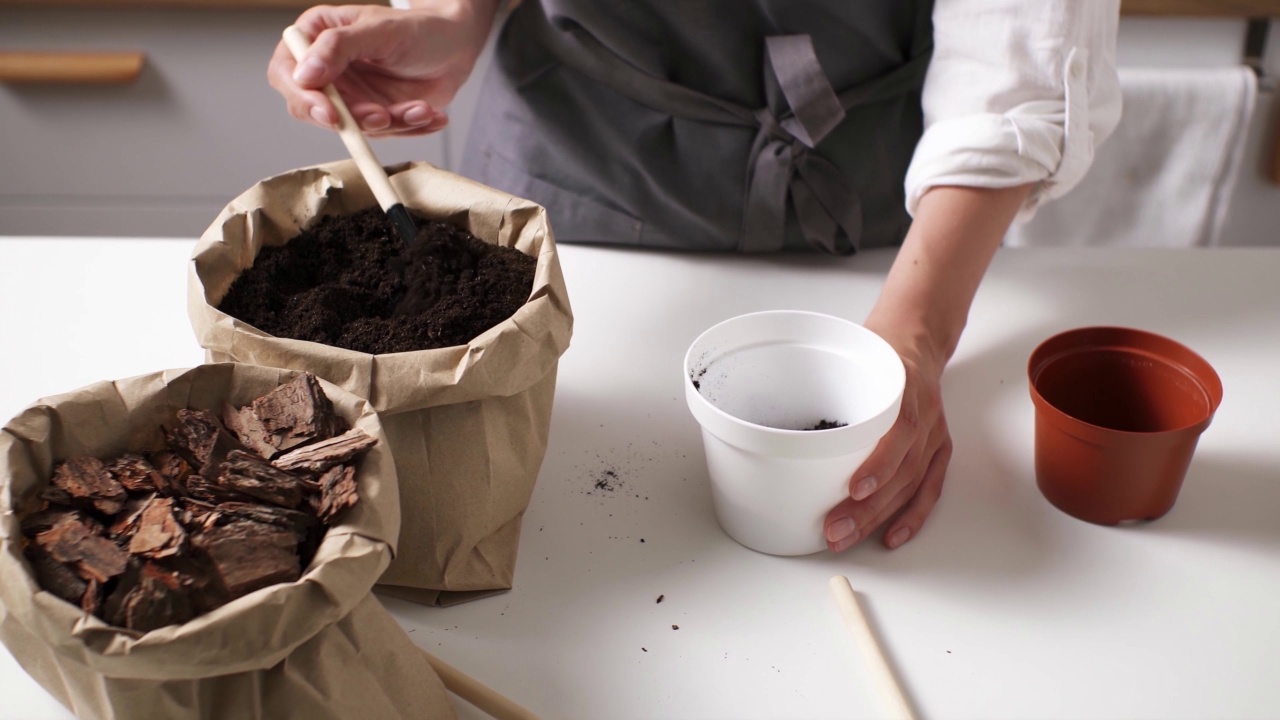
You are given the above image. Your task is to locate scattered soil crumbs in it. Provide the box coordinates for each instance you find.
[803,419,848,431]
[593,469,621,493]
[656,594,664,604]
[672,624,679,631]
[217,207,536,354]
[687,351,712,392]
[584,466,645,500]
[18,373,374,633]
[689,368,707,392]
[575,444,665,505]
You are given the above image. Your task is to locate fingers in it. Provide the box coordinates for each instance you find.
[343,100,448,136]
[268,37,446,134]
[822,396,926,552]
[346,101,392,132]
[823,435,948,553]
[272,6,378,128]
[293,4,364,37]
[273,8,450,135]
[270,5,467,135]
[290,35,345,90]
[825,477,920,553]
[268,39,338,129]
[292,10,390,91]
[395,102,436,127]
[881,431,951,549]
[823,404,951,552]
[846,389,934,502]
[290,5,366,86]
[388,103,450,135]
[365,110,450,138]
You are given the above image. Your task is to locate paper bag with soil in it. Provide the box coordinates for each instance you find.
[188,160,574,606]
[0,364,454,720]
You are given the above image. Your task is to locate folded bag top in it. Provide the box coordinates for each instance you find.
[188,160,574,415]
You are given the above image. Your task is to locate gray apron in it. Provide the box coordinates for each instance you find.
[461,0,934,254]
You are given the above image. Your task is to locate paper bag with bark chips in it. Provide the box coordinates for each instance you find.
[188,160,574,606]
[0,364,454,720]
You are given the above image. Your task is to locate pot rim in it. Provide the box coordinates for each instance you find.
[1027,325,1223,442]
[683,310,905,459]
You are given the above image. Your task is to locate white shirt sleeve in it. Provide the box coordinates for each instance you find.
[904,0,1122,220]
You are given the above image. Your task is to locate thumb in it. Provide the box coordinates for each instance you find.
[291,22,386,89]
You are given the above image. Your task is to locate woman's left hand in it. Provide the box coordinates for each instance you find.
[822,321,952,552]
[817,183,1033,553]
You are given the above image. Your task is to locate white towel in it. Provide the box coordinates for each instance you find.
[1006,66,1257,248]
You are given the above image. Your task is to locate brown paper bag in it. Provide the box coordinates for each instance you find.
[188,160,574,606]
[0,364,455,720]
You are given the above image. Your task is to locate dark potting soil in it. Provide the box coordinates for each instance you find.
[804,419,848,431]
[217,207,536,355]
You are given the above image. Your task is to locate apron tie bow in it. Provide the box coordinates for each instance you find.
[742,34,863,254]
[524,5,933,253]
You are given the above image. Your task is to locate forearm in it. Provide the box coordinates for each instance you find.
[867,184,1033,365]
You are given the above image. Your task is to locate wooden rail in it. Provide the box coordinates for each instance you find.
[1122,0,1280,16]
[0,0,381,7]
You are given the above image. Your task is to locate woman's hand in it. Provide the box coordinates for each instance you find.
[822,183,1034,552]
[267,2,500,137]
[823,320,951,552]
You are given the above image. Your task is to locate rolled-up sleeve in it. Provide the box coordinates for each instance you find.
[904,0,1122,219]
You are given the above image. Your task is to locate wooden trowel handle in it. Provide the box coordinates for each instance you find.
[281,25,404,214]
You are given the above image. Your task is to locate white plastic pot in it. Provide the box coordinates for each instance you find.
[684,311,905,555]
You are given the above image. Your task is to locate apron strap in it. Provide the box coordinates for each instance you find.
[523,4,931,255]
[528,10,757,128]
[767,35,846,149]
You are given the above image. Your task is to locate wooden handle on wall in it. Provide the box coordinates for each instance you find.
[0,51,145,84]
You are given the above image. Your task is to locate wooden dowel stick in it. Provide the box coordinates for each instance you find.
[829,575,918,720]
[421,650,541,720]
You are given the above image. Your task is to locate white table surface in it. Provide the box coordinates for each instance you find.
[1,237,1278,720]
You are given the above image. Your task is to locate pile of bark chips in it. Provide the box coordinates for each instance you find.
[20,372,375,633]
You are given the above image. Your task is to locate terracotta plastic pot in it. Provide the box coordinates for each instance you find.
[1027,327,1223,525]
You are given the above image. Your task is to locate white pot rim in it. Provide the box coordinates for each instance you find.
[683,310,905,460]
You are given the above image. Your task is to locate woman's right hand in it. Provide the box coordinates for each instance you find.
[267,2,500,137]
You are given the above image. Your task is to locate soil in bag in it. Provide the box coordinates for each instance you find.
[217,208,536,354]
